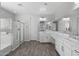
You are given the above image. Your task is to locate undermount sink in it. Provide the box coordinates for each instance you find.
[69,34,79,39]
[68,35,79,42]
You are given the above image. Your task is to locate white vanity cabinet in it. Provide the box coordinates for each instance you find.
[55,38,72,56]
[52,31,72,56]
[64,46,71,56]
[55,39,64,56]
[59,42,64,56]
[55,36,74,56]
[55,35,79,56]
[40,30,79,56]
[39,32,46,42]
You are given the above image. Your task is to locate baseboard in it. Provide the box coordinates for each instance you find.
[0,46,11,56]
[40,42,52,44]
[12,43,21,51]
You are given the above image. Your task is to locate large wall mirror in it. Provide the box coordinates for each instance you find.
[58,17,71,33]
[62,18,70,31]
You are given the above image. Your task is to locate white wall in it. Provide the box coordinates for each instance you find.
[30,16,39,40]
[15,15,39,41]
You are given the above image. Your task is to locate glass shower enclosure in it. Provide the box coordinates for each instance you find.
[0,18,13,55]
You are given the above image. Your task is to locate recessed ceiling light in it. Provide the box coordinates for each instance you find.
[44,3,48,5]
[18,3,23,6]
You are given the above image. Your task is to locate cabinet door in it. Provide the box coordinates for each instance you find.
[55,39,64,56]
[59,42,64,56]
[50,36,55,44]
[45,34,52,42]
[64,42,71,56]
[39,32,51,42]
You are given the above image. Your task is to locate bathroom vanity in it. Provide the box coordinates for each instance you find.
[45,30,79,56]
[43,16,79,56]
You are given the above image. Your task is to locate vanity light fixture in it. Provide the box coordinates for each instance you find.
[40,17,47,21]
[62,18,70,21]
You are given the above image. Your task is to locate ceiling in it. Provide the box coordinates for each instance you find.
[1,2,76,19]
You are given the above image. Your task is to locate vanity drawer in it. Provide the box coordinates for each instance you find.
[72,50,79,56]
[72,47,79,56]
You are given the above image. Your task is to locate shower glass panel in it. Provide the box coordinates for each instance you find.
[0,18,12,51]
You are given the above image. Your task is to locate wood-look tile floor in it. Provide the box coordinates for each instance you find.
[7,40,58,56]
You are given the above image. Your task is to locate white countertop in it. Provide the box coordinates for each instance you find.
[45,30,79,48]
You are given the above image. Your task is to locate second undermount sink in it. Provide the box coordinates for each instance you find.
[72,36,79,40]
[68,35,79,42]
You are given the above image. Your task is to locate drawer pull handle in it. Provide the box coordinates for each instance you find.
[74,50,79,53]
[6,32,9,34]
